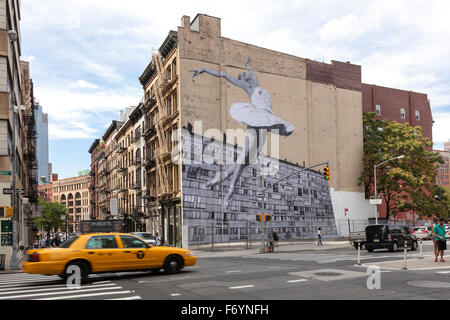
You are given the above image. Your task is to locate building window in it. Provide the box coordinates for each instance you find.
[415,111,420,120]
[376,105,381,115]
[400,108,405,119]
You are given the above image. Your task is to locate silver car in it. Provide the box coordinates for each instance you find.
[130,232,156,245]
[412,226,432,240]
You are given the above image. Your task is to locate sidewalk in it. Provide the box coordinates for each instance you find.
[191,240,352,258]
[360,256,450,271]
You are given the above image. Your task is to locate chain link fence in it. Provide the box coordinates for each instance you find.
[187,218,433,251]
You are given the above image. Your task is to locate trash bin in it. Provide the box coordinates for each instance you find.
[0,254,5,270]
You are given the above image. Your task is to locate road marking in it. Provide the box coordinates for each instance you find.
[170,293,181,296]
[0,283,117,295]
[107,295,142,300]
[36,290,133,300]
[226,270,242,273]
[436,271,450,274]
[0,286,123,299]
[286,279,308,283]
[229,285,254,290]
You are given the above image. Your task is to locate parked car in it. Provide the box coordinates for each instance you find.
[130,232,156,245]
[349,231,366,249]
[412,226,433,240]
[365,224,418,252]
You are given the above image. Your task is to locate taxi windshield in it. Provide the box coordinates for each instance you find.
[60,236,78,248]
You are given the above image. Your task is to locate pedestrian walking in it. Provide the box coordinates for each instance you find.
[50,234,61,248]
[318,228,323,246]
[155,232,162,246]
[273,230,279,247]
[432,218,447,262]
[39,237,46,248]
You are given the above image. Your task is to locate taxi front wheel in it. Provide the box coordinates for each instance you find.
[163,255,183,274]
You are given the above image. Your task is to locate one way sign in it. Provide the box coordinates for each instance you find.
[3,188,25,195]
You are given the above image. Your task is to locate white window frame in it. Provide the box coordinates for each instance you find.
[415,110,420,120]
[376,104,381,115]
[400,108,405,119]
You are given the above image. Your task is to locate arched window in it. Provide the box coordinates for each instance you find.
[136,148,141,162]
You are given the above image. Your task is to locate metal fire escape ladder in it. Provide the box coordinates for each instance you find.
[152,51,170,197]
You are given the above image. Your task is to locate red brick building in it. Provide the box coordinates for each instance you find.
[362,84,434,224]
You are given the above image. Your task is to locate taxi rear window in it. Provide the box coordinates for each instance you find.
[60,237,78,248]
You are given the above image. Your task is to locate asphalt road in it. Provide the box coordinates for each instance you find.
[1,241,450,302]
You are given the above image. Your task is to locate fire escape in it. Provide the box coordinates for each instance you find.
[151,50,171,202]
[23,112,38,202]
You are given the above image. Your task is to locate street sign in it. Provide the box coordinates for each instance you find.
[3,188,25,195]
[0,171,11,176]
[370,199,382,205]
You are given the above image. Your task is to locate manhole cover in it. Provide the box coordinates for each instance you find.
[408,281,450,288]
[314,272,342,277]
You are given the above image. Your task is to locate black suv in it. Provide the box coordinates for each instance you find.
[365,224,418,252]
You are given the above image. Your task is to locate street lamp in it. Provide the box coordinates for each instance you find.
[373,155,405,224]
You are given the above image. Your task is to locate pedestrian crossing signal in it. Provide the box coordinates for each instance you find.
[256,214,262,222]
[323,167,330,180]
[264,214,271,222]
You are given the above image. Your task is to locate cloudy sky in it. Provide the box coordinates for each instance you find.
[20,0,450,179]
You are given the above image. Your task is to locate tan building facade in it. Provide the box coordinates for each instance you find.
[0,1,39,268]
[52,175,91,233]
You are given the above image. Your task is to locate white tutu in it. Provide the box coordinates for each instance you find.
[229,87,295,136]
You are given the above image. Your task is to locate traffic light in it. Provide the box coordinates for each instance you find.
[323,167,330,180]
[264,214,271,222]
[6,206,12,217]
[256,214,262,222]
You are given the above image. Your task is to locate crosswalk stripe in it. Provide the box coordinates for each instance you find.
[0,279,112,290]
[229,285,254,290]
[37,291,133,300]
[107,295,142,300]
[0,283,117,295]
[286,279,308,283]
[0,286,123,299]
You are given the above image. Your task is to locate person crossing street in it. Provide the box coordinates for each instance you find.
[432,218,447,262]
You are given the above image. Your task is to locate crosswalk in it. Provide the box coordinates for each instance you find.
[239,251,435,264]
[0,273,141,300]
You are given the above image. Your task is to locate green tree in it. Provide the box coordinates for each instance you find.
[34,199,69,239]
[360,112,444,220]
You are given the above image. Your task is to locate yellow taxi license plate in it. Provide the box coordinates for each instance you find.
[374,239,380,242]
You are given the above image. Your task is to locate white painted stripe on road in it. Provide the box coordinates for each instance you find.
[229,285,254,290]
[0,283,117,295]
[108,295,142,300]
[226,270,242,273]
[0,286,123,299]
[286,279,308,283]
[0,280,112,291]
[170,293,181,296]
[36,290,133,300]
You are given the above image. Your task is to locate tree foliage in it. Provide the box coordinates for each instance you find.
[360,112,448,220]
[34,199,69,236]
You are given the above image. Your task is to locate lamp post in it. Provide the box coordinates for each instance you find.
[373,155,405,224]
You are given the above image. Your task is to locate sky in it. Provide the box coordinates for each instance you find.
[20,0,450,179]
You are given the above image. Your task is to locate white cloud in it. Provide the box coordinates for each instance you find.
[69,80,99,90]
[432,112,450,147]
[20,0,450,146]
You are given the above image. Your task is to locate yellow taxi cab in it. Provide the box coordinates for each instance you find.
[22,233,197,279]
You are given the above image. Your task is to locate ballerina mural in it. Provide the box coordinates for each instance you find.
[190,57,295,210]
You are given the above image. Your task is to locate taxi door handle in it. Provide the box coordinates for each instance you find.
[124,251,131,253]
[88,252,95,254]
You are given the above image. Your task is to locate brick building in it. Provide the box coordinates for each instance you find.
[362,84,435,223]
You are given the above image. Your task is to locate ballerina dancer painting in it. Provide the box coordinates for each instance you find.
[190,57,295,210]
